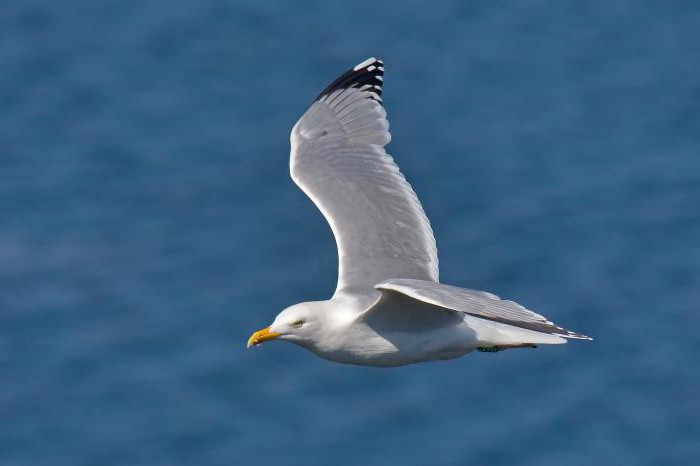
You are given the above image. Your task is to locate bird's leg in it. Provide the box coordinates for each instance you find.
[477,344,538,352]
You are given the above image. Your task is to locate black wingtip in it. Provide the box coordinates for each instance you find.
[315,57,385,104]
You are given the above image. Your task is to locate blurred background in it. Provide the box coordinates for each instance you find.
[1,1,698,465]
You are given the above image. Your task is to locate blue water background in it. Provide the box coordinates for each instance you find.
[1,1,698,465]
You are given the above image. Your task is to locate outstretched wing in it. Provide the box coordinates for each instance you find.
[374,278,592,339]
[290,58,439,295]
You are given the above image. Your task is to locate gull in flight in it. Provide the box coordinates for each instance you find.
[247,58,591,366]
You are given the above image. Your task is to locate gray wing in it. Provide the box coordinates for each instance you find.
[375,278,592,339]
[290,58,439,295]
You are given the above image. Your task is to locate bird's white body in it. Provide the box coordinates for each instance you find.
[281,296,474,367]
[247,58,591,366]
[267,288,573,367]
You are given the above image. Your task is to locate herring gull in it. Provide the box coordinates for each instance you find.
[247,58,591,366]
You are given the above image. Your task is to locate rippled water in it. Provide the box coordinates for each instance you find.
[1,1,698,465]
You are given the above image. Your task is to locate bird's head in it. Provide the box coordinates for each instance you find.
[247,302,328,349]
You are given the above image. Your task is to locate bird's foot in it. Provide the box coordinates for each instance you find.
[477,344,538,352]
[477,346,500,352]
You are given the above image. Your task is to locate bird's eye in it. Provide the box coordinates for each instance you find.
[291,320,304,328]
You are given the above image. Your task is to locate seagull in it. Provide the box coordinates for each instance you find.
[247,58,591,366]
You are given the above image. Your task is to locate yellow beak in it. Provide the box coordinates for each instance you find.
[247,326,281,348]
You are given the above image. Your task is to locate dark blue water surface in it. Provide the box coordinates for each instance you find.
[1,1,698,465]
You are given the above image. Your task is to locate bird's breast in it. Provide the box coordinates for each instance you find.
[306,321,472,367]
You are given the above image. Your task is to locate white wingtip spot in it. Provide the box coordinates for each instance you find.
[353,57,378,71]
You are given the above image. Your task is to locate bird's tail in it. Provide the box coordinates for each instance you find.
[464,314,569,348]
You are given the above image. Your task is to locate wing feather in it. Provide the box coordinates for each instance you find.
[375,278,592,339]
[290,58,439,295]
